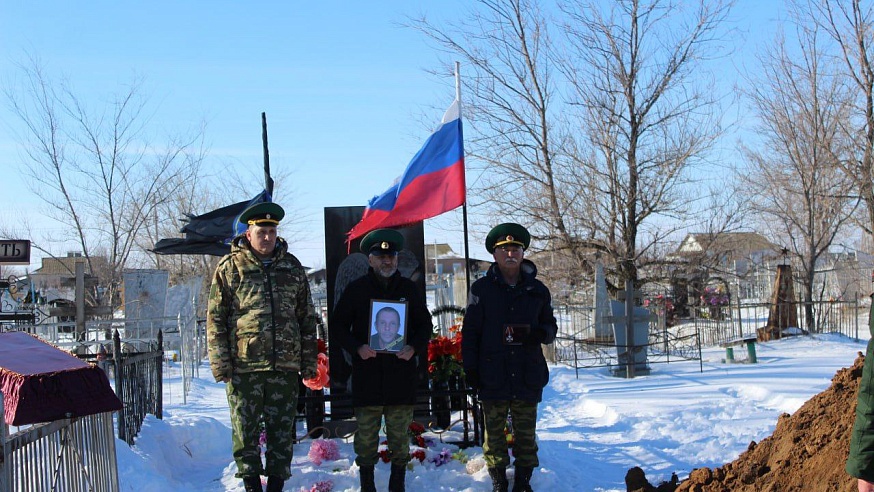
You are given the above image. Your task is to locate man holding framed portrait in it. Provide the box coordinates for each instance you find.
[333,228,432,492]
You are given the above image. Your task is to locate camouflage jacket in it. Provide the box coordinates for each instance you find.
[206,235,318,382]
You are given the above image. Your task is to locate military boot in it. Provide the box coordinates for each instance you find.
[265,475,284,492]
[512,466,533,492]
[359,465,376,492]
[487,466,509,492]
[242,476,262,492]
[388,463,406,492]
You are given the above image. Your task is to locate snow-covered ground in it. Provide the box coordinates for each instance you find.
[116,333,867,491]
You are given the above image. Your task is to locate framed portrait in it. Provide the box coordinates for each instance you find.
[368,299,408,353]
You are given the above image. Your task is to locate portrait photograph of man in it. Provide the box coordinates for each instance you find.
[368,300,407,353]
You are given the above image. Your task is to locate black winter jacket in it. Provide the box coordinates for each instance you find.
[332,268,432,407]
[461,259,557,403]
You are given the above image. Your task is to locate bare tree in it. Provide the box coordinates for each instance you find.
[741,13,859,328]
[4,58,203,308]
[410,0,736,298]
[810,0,874,239]
[408,1,586,290]
[558,0,734,287]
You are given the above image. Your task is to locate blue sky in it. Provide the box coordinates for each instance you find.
[0,1,784,270]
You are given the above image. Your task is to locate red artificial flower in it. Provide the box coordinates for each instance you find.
[411,449,426,463]
[379,449,392,463]
[408,422,425,436]
[303,353,330,390]
[428,330,464,383]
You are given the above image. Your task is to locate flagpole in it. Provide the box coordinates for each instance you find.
[261,112,274,197]
[457,61,472,297]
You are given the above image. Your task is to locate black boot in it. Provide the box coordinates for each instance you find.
[242,476,262,492]
[487,466,508,492]
[512,466,533,492]
[265,475,284,492]
[388,463,406,492]
[359,465,376,492]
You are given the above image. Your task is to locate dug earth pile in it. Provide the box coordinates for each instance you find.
[628,353,865,492]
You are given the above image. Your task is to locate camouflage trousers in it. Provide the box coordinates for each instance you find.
[481,399,539,469]
[226,371,299,480]
[354,405,414,467]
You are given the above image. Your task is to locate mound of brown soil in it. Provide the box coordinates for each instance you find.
[629,353,865,492]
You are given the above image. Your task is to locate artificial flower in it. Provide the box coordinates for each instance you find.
[307,438,340,466]
[303,352,330,390]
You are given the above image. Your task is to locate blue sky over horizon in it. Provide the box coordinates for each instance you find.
[0,0,784,270]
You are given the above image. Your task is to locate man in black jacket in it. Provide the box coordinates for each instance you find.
[462,223,557,492]
[333,228,432,492]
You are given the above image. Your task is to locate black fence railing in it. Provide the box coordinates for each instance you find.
[112,330,163,445]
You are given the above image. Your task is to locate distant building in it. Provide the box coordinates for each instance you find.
[423,243,490,277]
[30,252,107,297]
[668,232,783,304]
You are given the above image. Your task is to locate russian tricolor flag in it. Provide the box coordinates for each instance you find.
[346,100,466,243]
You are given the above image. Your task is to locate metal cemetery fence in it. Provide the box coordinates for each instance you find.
[551,297,864,377]
[0,392,120,492]
[112,330,163,445]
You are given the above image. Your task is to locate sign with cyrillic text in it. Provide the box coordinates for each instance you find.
[0,240,31,265]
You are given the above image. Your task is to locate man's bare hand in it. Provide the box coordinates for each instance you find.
[358,344,377,360]
[859,478,874,492]
[396,345,415,361]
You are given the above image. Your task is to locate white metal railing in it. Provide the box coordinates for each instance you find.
[0,390,120,491]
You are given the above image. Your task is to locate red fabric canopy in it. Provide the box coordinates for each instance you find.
[0,332,122,426]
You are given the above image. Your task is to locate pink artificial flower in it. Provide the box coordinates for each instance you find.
[307,438,340,466]
[308,480,333,492]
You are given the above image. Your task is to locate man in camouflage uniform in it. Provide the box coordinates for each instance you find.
[333,229,432,492]
[207,202,319,492]
[462,223,557,492]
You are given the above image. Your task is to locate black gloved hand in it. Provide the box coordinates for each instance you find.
[464,368,480,390]
[526,326,547,345]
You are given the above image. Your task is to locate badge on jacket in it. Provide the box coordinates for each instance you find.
[503,324,530,345]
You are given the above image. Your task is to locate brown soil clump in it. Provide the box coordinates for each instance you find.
[630,353,865,492]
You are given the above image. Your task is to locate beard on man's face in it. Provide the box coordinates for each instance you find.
[374,263,397,277]
[369,255,398,278]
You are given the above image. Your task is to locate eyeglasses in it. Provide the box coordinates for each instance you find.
[499,246,523,254]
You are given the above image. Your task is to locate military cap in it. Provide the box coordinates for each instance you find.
[239,202,285,227]
[360,228,404,256]
[485,223,530,253]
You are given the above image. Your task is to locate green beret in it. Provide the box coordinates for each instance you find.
[485,223,530,253]
[360,229,404,255]
[239,202,285,226]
